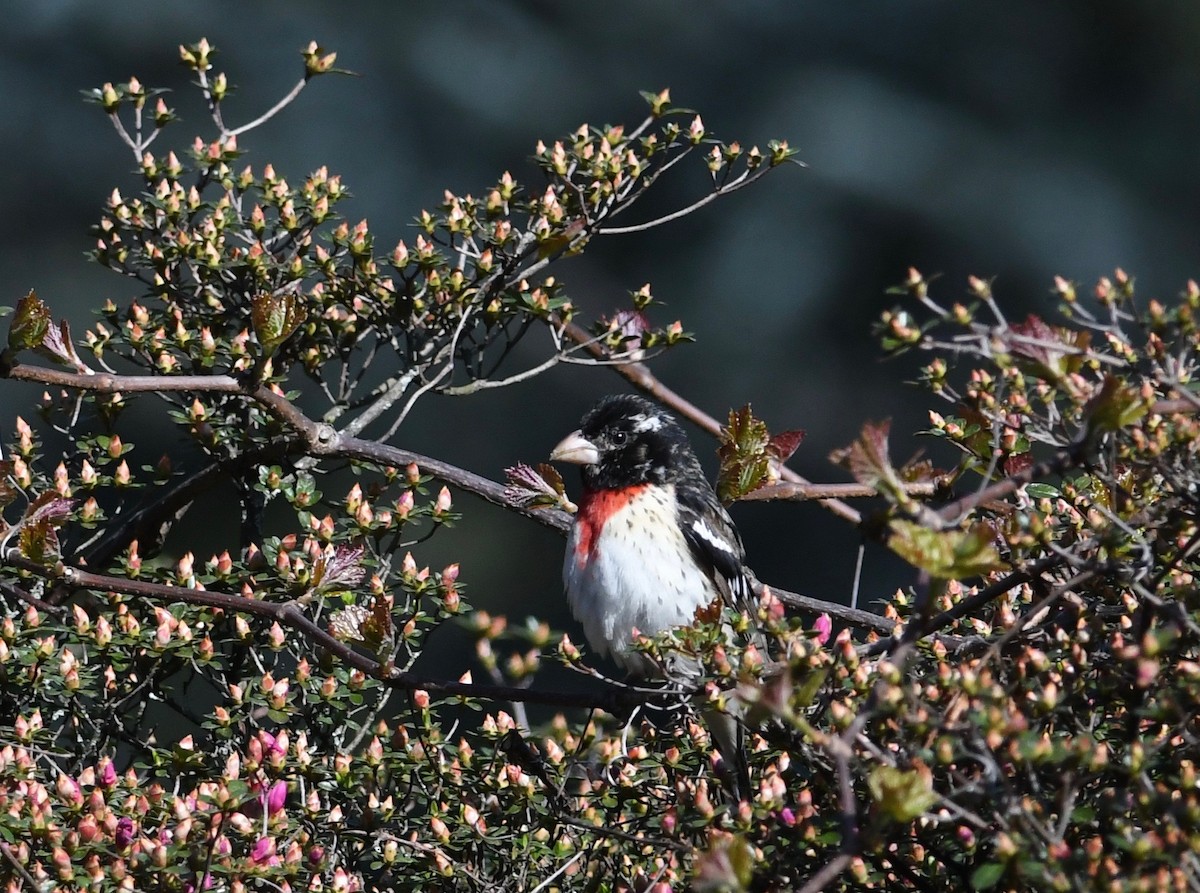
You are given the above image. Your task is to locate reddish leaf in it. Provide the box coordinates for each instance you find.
[17,493,74,563]
[313,543,366,592]
[766,429,805,463]
[504,462,571,510]
[38,319,89,372]
[1007,314,1091,381]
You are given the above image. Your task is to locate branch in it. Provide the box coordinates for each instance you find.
[795,852,853,893]
[594,167,766,236]
[758,577,894,635]
[225,78,308,138]
[738,480,940,502]
[934,444,1082,525]
[857,551,1071,658]
[0,840,48,893]
[3,364,314,434]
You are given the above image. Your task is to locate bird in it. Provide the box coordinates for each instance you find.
[549,393,759,797]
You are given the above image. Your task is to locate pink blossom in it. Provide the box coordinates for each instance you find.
[115,816,135,848]
[812,613,832,645]
[249,836,279,866]
[265,780,287,816]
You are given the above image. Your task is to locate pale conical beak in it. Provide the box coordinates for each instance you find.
[550,430,600,465]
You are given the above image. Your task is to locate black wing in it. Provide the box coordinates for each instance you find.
[675,481,756,616]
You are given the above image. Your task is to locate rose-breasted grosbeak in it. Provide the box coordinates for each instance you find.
[550,393,758,797]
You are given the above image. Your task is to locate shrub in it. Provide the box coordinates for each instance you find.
[1,38,1197,893]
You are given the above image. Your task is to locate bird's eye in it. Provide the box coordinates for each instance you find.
[610,429,628,446]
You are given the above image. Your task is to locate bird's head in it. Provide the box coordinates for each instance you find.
[550,394,703,490]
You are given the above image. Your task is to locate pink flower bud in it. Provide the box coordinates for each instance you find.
[813,613,833,645]
[265,780,287,815]
[249,836,277,866]
[434,486,452,515]
[395,490,414,519]
[115,816,135,848]
[56,772,84,806]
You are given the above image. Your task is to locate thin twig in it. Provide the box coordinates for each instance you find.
[738,480,940,502]
[226,79,308,138]
[0,840,48,893]
[595,170,761,235]
[795,852,853,893]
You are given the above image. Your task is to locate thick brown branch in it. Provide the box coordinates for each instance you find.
[5,363,245,394]
[4,363,314,434]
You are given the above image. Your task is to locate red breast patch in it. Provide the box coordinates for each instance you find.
[574,485,650,566]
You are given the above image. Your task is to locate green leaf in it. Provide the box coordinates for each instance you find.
[7,290,51,353]
[888,520,1003,579]
[1086,374,1150,433]
[717,405,771,503]
[692,834,755,892]
[867,763,937,823]
[1024,482,1060,499]
[251,291,307,356]
[970,863,1006,890]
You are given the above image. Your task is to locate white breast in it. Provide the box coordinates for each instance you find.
[564,484,718,677]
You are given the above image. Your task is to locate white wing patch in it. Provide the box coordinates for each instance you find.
[690,517,738,559]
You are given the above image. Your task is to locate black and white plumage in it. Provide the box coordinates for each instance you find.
[550,393,759,796]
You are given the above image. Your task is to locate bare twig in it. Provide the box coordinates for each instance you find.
[795,852,853,893]
[0,840,48,893]
[225,79,309,138]
[738,480,940,502]
[595,168,765,235]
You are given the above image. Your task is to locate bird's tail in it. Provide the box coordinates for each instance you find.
[703,700,750,802]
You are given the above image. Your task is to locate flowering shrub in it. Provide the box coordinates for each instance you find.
[1,37,1198,893]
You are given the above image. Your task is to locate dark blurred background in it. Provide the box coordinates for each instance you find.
[4,2,1200,674]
